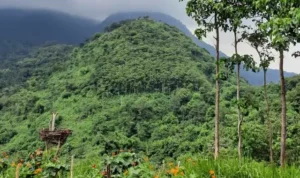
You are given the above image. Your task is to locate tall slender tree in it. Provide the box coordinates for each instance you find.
[217,0,258,159]
[225,0,253,159]
[254,0,300,166]
[179,0,229,159]
[246,30,275,162]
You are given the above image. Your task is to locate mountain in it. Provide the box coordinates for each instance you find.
[242,69,296,85]
[0,8,100,87]
[0,9,296,85]
[97,12,297,85]
[0,9,98,45]
[0,18,237,159]
[98,12,227,57]
[1,17,300,163]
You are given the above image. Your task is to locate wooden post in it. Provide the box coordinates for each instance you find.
[51,112,58,131]
[107,164,111,178]
[49,119,52,130]
[55,140,61,159]
[70,155,74,178]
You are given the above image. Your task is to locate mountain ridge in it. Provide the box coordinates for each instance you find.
[0,8,296,85]
[97,12,297,85]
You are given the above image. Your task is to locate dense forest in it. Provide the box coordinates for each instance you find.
[0,1,300,177]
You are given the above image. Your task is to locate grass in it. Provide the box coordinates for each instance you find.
[2,151,300,178]
[61,156,300,178]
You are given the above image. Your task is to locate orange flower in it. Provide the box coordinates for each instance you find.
[209,170,215,175]
[154,175,159,178]
[92,164,96,169]
[34,168,42,175]
[170,166,179,176]
[212,176,216,178]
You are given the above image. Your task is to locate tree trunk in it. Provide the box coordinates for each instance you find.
[237,64,242,160]
[51,113,58,131]
[264,70,273,163]
[70,155,74,178]
[279,49,287,167]
[234,30,242,160]
[214,13,220,160]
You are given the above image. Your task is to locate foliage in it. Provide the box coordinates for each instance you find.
[2,154,300,177]
[1,16,300,173]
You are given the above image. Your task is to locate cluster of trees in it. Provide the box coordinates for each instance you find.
[181,0,300,166]
[0,17,300,166]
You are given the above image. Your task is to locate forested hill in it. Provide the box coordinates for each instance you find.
[0,9,296,86]
[98,12,226,57]
[97,12,297,86]
[0,18,236,158]
[1,17,300,163]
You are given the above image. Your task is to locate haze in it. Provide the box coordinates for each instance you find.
[0,0,299,73]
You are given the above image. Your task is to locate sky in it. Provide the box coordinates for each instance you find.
[0,0,299,74]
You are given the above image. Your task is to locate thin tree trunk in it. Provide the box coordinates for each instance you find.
[51,113,58,131]
[214,13,220,160]
[70,155,74,178]
[279,49,287,167]
[237,64,242,160]
[234,30,242,160]
[107,164,111,178]
[264,70,273,163]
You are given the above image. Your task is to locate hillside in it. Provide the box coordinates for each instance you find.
[2,18,300,164]
[97,12,224,57]
[0,8,295,86]
[0,19,239,159]
[97,12,297,85]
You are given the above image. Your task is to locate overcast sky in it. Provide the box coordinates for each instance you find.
[1,0,299,74]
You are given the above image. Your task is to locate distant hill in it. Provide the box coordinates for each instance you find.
[98,12,226,57]
[97,12,297,85]
[0,9,98,44]
[0,9,296,85]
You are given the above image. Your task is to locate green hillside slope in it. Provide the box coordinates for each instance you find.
[1,19,299,163]
[0,18,217,159]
